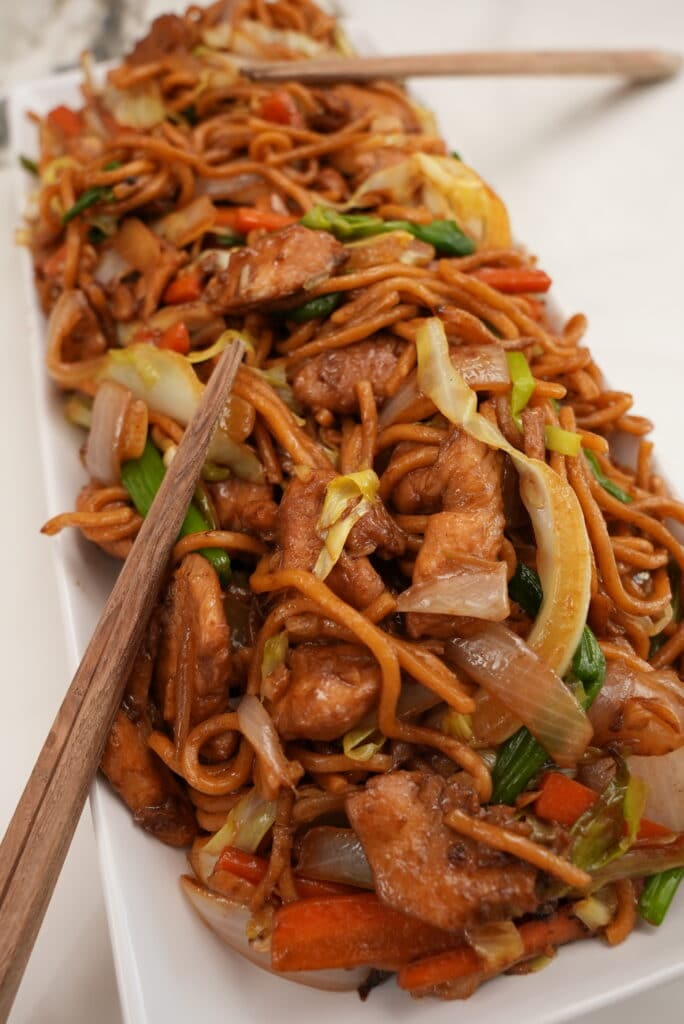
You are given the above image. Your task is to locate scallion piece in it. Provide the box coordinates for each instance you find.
[398,218,475,256]
[214,231,244,247]
[506,351,535,431]
[19,154,38,175]
[62,185,114,225]
[300,205,475,254]
[121,439,231,585]
[583,449,633,504]
[639,867,684,926]
[545,424,581,457]
[288,291,342,323]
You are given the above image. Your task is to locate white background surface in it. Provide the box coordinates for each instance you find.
[1,0,683,1020]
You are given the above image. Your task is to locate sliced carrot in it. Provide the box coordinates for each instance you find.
[156,321,190,354]
[398,905,587,992]
[535,773,597,827]
[257,90,304,127]
[471,267,552,294]
[271,893,458,972]
[215,846,355,898]
[214,206,298,234]
[43,243,67,278]
[163,272,202,305]
[535,772,671,841]
[47,105,83,138]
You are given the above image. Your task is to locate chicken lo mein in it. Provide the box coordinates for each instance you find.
[20,0,684,1000]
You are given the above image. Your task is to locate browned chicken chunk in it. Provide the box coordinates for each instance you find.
[346,771,538,931]
[272,643,381,740]
[278,469,386,609]
[588,658,684,755]
[101,710,196,846]
[209,478,278,538]
[156,554,231,725]
[291,337,406,415]
[406,429,505,637]
[204,225,347,314]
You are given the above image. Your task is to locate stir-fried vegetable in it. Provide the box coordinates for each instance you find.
[261,632,289,681]
[301,204,475,255]
[545,425,582,457]
[102,342,263,481]
[344,154,511,248]
[396,561,510,620]
[417,318,592,678]
[535,772,669,840]
[583,449,633,503]
[288,292,342,323]
[296,827,374,890]
[506,351,535,431]
[492,564,606,802]
[639,869,684,926]
[313,470,379,579]
[463,921,523,971]
[62,185,114,225]
[202,789,276,860]
[342,724,386,762]
[121,438,231,584]
[570,760,647,872]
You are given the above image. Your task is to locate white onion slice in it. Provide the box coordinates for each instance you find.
[628,746,684,832]
[181,877,370,991]
[448,623,593,767]
[237,695,302,793]
[85,380,131,484]
[396,561,509,621]
[93,246,129,286]
[297,828,374,889]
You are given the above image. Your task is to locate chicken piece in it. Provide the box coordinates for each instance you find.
[278,470,385,610]
[406,430,505,638]
[346,499,407,560]
[588,657,684,755]
[291,337,406,415]
[101,710,196,846]
[204,225,347,315]
[345,231,434,272]
[126,13,198,64]
[209,479,278,538]
[156,554,231,725]
[346,771,538,931]
[272,643,381,740]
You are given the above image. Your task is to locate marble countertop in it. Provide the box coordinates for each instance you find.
[1,1,683,1021]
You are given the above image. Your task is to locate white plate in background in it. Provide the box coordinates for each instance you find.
[9,23,684,1024]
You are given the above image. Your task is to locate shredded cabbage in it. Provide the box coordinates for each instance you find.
[570,759,648,872]
[203,789,277,857]
[261,632,289,681]
[342,724,386,762]
[545,425,582,457]
[313,470,380,579]
[416,317,591,677]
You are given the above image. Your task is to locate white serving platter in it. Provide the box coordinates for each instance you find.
[9,28,684,1024]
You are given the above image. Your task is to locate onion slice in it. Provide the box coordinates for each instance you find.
[416,317,591,677]
[181,877,370,992]
[296,828,374,890]
[85,380,144,484]
[628,746,684,832]
[449,623,593,767]
[237,695,303,795]
[396,560,509,620]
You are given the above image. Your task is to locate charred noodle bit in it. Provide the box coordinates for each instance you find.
[27,0,684,1002]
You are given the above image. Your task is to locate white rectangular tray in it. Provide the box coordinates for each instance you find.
[9,40,684,1024]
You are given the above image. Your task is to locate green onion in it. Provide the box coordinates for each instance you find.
[544,424,581,457]
[300,205,475,255]
[19,154,38,175]
[213,231,244,247]
[639,867,684,926]
[450,150,462,161]
[62,185,114,225]
[288,291,342,323]
[103,160,122,171]
[201,460,232,482]
[121,439,231,584]
[506,351,535,431]
[87,225,107,245]
[583,449,633,504]
[492,563,605,803]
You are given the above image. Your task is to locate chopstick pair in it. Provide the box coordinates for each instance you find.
[0,340,245,1021]
[239,48,682,84]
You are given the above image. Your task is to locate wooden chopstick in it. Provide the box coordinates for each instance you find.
[0,339,245,1021]
[240,49,682,84]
